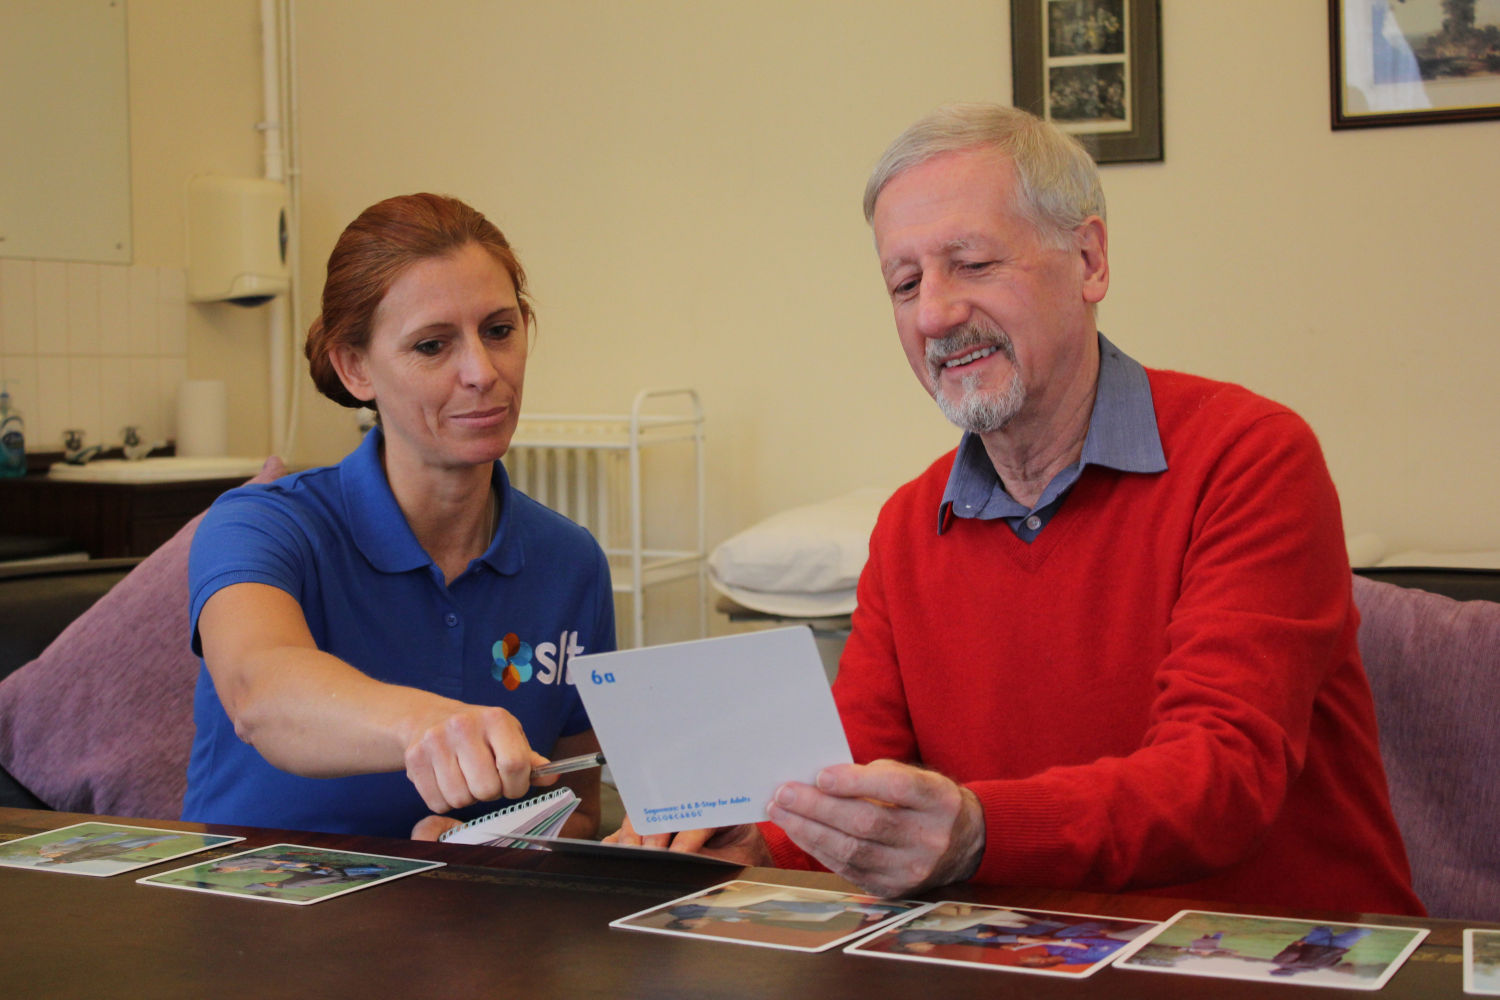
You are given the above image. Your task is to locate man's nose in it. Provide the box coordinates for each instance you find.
[915,272,970,339]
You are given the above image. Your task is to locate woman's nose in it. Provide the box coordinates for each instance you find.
[456,333,500,388]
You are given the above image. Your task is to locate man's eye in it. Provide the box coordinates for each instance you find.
[891,278,919,296]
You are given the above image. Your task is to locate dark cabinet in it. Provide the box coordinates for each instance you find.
[0,476,245,558]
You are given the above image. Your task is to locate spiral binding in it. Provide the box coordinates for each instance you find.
[438,787,577,842]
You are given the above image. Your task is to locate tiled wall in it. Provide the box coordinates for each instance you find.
[0,258,188,457]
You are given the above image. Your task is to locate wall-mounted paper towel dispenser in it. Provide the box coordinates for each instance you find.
[186,176,289,306]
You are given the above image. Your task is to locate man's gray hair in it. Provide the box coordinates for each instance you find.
[862,103,1106,248]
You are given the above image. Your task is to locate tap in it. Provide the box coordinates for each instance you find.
[62,429,104,465]
[121,426,160,461]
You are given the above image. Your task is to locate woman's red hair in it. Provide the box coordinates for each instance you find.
[305,193,533,408]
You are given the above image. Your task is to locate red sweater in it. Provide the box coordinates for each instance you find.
[765,370,1423,916]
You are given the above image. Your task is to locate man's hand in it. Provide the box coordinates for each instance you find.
[604,816,772,866]
[766,759,985,897]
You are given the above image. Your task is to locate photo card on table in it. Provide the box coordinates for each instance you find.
[845,900,1159,978]
[0,821,244,877]
[611,879,927,953]
[1468,929,1500,996]
[138,843,443,906]
[1114,909,1428,990]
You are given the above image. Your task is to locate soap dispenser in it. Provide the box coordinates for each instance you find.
[0,382,25,478]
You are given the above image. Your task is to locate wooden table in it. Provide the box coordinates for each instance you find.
[0,808,1483,998]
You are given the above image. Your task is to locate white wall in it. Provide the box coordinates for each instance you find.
[128,0,271,458]
[287,0,1004,546]
[112,1,1500,561]
[1103,4,1500,558]
[0,1,268,458]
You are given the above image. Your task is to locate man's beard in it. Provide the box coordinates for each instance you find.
[925,322,1025,433]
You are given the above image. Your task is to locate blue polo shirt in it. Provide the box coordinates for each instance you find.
[182,427,615,837]
[939,333,1167,539]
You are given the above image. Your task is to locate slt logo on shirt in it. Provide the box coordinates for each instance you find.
[490,630,585,690]
[491,633,533,690]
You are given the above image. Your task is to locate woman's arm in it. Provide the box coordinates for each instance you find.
[199,581,545,813]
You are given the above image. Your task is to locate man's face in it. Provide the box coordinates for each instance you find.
[871,146,1106,435]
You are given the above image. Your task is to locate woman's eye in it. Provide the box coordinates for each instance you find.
[413,339,443,356]
[485,323,515,340]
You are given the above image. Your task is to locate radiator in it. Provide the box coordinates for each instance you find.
[502,444,628,550]
[499,389,707,648]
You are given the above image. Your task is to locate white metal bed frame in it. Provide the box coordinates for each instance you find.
[503,388,705,648]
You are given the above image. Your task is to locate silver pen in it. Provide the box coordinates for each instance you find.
[531,751,606,779]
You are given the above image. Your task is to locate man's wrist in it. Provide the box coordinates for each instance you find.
[950,785,986,883]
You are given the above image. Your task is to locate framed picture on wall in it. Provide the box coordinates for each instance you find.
[1329,0,1500,128]
[1010,0,1163,164]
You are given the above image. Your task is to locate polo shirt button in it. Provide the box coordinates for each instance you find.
[444,613,459,628]
[1025,515,1041,530]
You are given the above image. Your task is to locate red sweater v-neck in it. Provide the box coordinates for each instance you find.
[766,369,1422,916]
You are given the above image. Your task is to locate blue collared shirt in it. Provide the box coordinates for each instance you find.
[938,333,1167,540]
[183,426,613,837]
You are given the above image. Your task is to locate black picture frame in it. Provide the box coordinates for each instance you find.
[1329,0,1500,129]
[1011,0,1163,164]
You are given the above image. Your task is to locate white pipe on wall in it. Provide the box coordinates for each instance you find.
[258,0,283,185]
[282,0,305,460]
[258,0,301,462]
[259,0,288,458]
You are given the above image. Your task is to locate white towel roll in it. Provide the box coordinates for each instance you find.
[175,379,228,457]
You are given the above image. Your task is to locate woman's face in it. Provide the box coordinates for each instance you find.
[333,241,528,473]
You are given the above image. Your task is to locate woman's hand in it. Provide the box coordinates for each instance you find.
[400,702,549,814]
[409,729,604,842]
[411,814,463,841]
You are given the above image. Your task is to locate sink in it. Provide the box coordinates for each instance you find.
[47,456,268,483]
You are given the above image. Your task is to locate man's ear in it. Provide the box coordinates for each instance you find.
[328,344,376,404]
[1076,216,1109,306]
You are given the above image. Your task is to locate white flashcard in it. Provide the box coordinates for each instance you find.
[573,626,851,834]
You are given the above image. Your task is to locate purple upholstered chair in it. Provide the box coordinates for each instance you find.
[1353,574,1500,921]
[0,458,285,820]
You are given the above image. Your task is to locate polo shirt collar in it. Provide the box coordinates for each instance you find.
[341,426,525,576]
[1079,333,1167,474]
[479,461,525,576]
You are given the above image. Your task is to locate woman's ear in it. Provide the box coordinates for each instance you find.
[328,344,376,404]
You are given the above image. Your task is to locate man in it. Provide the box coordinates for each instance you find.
[618,104,1421,915]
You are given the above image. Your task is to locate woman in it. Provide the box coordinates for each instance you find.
[181,193,613,839]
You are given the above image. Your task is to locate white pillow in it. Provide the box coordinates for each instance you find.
[1346,532,1387,569]
[708,488,889,617]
